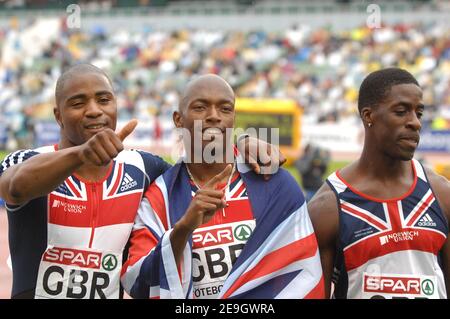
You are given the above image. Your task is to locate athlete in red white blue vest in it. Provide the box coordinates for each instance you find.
[309,68,450,299]
[0,146,168,299]
[0,65,286,299]
[0,64,171,299]
[120,74,324,299]
[327,159,448,298]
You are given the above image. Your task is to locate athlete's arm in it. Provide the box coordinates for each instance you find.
[0,147,84,205]
[0,120,137,205]
[425,167,450,296]
[307,182,340,298]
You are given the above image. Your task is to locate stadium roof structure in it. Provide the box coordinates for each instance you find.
[0,0,448,31]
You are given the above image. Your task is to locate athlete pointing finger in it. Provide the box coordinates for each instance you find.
[121,74,324,299]
[0,65,288,299]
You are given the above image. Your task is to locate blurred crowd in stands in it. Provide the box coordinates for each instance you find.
[0,17,449,150]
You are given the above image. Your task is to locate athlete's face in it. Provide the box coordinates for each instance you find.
[366,83,423,160]
[54,72,117,147]
[173,76,235,158]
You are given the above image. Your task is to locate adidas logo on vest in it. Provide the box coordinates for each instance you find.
[120,173,138,192]
[417,213,436,227]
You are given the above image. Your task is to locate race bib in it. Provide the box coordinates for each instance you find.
[192,220,256,299]
[35,246,121,299]
[362,273,439,299]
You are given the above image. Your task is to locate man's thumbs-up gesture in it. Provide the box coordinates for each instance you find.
[77,119,138,166]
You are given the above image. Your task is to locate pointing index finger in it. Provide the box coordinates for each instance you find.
[204,164,232,189]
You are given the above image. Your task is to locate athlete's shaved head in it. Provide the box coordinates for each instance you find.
[179,74,235,114]
[55,63,113,107]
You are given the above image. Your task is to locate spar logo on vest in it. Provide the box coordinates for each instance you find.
[362,273,439,299]
[35,246,122,299]
[102,254,118,271]
[192,222,254,248]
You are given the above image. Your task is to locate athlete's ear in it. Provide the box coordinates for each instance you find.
[360,107,373,129]
[54,106,63,129]
[173,111,183,128]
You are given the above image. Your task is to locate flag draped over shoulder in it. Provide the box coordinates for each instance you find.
[121,159,324,299]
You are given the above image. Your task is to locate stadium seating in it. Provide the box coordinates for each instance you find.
[0,2,448,151]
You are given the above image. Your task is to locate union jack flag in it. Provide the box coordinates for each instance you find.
[51,176,88,201]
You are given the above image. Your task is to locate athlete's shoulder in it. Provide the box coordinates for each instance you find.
[115,149,143,163]
[307,182,340,244]
[116,149,171,182]
[329,161,358,182]
[115,149,159,165]
[421,163,448,185]
[2,146,52,161]
[325,161,363,194]
[133,149,168,164]
[308,182,339,214]
[262,168,307,208]
[308,173,340,227]
[34,145,57,154]
[274,167,300,186]
[422,164,450,218]
[0,146,55,176]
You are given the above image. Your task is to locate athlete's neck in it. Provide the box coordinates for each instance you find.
[357,147,413,181]
[186,161,234,186]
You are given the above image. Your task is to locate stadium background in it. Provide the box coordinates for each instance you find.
[0,0,449,298]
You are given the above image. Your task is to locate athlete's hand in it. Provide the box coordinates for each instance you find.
[178,164,232,232]
[76,119,138,166]
[237,136,287,180]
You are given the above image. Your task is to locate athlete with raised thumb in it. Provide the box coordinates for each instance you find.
[0,64,172,299]
[0,64,288,299]
[0,119,138,205]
